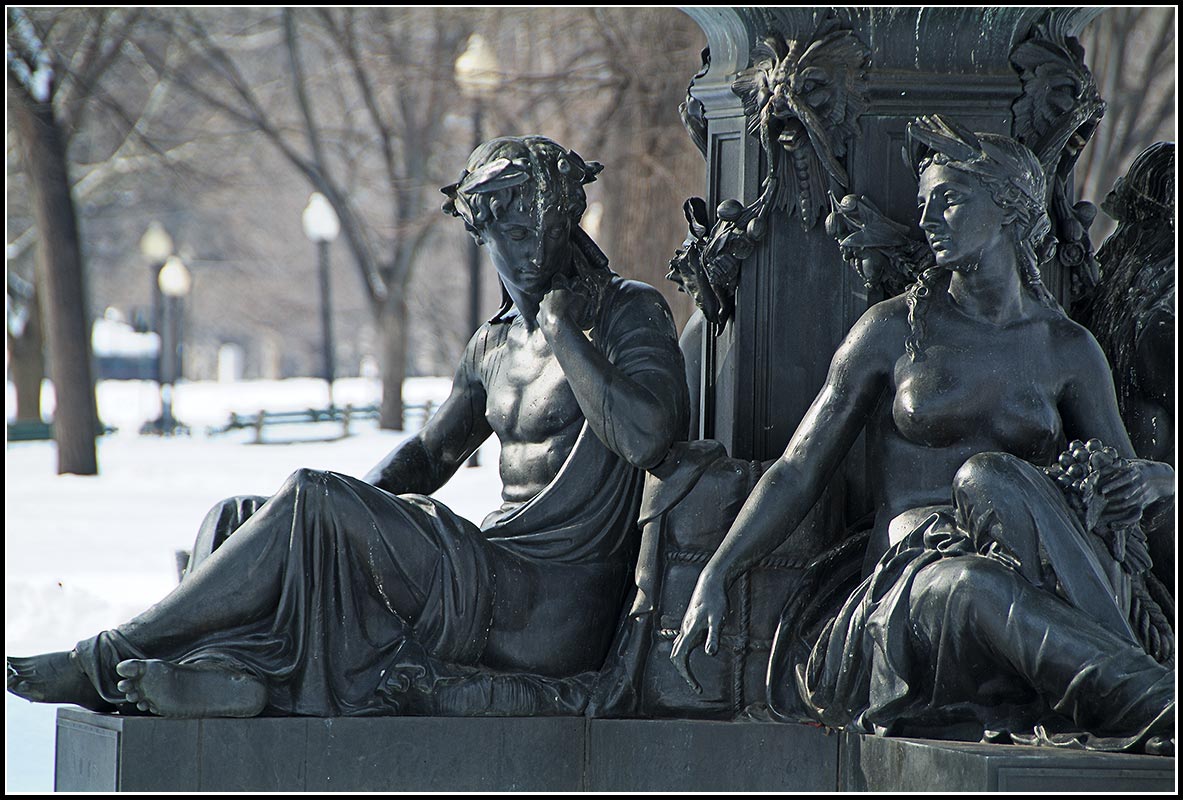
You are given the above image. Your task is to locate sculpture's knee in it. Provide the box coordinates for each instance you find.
[274,469,344,545]
[280,467,333,496]
[910,556,1018,626]
[952,452,1029,506]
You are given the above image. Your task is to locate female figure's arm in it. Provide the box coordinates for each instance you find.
[671,305,896,690]
[537,282,687,470]
[364,329,494,495]
[1057,323,1174,526]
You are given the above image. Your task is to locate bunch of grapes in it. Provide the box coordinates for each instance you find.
[1044,438,1123,527]
[1047,440,1167,664]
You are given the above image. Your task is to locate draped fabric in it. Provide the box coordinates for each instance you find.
[74,276,680,717]
[768,453,1174,751]
[77,475,498,716]
[483,422,644,565]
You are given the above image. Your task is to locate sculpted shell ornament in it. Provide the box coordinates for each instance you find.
[731,16,871,230]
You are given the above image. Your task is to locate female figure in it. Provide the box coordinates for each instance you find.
[672,116,1173,750]
[1080,141,1174,466]
[9,136,687,717]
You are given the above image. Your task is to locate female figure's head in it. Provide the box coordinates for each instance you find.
[902,116,1058,358]
[442,136,606,319]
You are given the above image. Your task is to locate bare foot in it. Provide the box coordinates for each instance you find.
[1144,734,1175,757]
[7,651,115,712]
[115,659,267,717]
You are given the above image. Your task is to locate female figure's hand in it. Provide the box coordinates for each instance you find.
[1096,459,1167,528]
[670,571,729,694]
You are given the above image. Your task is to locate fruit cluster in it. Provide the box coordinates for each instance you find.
[1044,438,1122,528]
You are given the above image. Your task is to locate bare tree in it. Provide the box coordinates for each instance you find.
[134,8,473,427]
[586,9,704,328]
[465,9,705,329]
[7,8,116,474]
[8,8,706,433]
[1077,8,1175,238]
[6,8,208,436]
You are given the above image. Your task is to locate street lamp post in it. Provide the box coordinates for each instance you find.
[157,255,192,435]
[302,192,341,410]
[455,34,500,468]
[139,221,173,385]
[455,34,501,340]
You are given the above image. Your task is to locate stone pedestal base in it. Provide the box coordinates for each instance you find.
[54,708,1174,792]
[839,731,1175,792]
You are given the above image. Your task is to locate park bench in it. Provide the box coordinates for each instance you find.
[6,419,117,442]
[207,401,436,444]
[6,420,54,442]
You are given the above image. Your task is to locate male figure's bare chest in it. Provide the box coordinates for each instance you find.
[481,322,583,442]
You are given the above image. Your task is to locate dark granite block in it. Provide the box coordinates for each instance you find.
[197,717,310,791]
[55,708,201,792]
[54,710,120,791]
[587,719,839,792]
[117,715,200,791]
[304,716,586,792]
[55,709,1175,792]
[840,732,1176,792]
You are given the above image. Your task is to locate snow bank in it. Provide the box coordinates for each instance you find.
[5,376,501,791]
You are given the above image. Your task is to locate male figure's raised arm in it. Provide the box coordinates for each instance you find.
[538,280,688,471]
[363,327,495,495]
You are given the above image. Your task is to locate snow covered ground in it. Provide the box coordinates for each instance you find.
[5,377,504,792]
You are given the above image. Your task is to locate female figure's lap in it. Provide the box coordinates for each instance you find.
[796,450,1171,733]
[884,451,1172,736]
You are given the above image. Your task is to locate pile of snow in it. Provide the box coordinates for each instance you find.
[5,376,501,792]
[91,313,159,358]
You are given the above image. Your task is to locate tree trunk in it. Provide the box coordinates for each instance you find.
[378,292,408,430]
[6,286,46,422]
[12,93,99,475]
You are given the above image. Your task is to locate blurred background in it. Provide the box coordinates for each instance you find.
[5,7,1175,464]
[6,8,709,458]
[3,8,1174,791]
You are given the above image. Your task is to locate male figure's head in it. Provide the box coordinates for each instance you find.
[442,136,603,307]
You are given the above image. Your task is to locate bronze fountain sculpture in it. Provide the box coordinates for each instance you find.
[7,135,689,718]
[670,116,1174,754]
[7,6,1178,792]
[6,32,1175,768]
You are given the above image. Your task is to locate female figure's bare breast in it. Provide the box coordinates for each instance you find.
[892,311,1062,446]
[866,299,1068,559]
[478,317,584,503]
